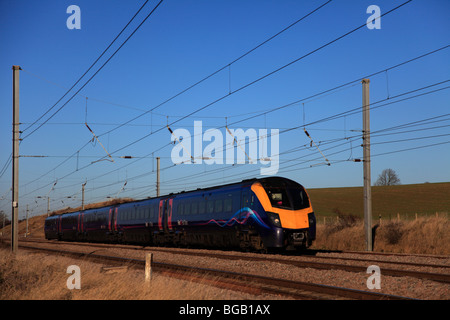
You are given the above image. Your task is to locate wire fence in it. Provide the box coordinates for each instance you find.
[318,211,449,225]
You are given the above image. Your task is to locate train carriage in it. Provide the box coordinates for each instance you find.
[83,207,110,242]
[169,184,243,248]
[44,214,60,240]
[115,199,159,244]
[45,177,316,252]
[60,212,81,241]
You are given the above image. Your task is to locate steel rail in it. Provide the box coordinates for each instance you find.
[12,242,415,300]
[15,238,449,283]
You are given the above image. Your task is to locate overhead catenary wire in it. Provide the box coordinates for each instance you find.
[21,0,152,135]
[34,109,450,208]
[9,1,450,215]
[92,0,334,140]
[5,44,449,193]
[88,0,415,165]
[20,0,164,141]
[14,75,450,202]
[14,76,450,212]
[7,0,336,199]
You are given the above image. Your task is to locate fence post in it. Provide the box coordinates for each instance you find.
[145,253,153,282]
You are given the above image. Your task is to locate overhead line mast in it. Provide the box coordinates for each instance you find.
[362,79,372,252]
[12,65,21,253]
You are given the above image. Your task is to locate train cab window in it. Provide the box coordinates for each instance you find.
[268,189,289,208]
[260,178,310,210]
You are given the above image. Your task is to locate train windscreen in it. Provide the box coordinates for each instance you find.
[259,178,310,210]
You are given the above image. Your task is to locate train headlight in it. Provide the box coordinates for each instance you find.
[267,212,282,227]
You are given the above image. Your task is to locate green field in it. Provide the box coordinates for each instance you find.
[307,182,450,219]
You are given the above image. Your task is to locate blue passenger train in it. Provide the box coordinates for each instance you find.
[45,177,316,251]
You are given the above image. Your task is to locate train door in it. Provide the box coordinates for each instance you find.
[241,190,251,222]
[167,198,173,232]
[112,207,119,233]
[108,208,113,233]
[158,198,174,234]
[158,199,165,232]
[57,215,62,240]
[77,213,82,240]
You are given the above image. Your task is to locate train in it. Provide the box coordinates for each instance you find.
[44,176,316,252]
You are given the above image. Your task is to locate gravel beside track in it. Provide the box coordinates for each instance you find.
[12,238,449,300]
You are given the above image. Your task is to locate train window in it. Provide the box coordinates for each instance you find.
[191,202,198,215]
[214,200,223,213]
[207,200,214,214]
[224,198,232,212]
[198,201,206,214]
[178,204,184,216]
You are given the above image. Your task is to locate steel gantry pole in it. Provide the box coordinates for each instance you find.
[12,65,21,253]
[362,79,373,251]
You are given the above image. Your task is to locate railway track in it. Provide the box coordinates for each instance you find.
[6,241,415,300]
[10,237,450,284]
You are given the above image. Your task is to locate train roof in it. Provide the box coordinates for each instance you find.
[46,176,301,218]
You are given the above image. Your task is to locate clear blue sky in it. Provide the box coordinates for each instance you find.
[0,0,449,219]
